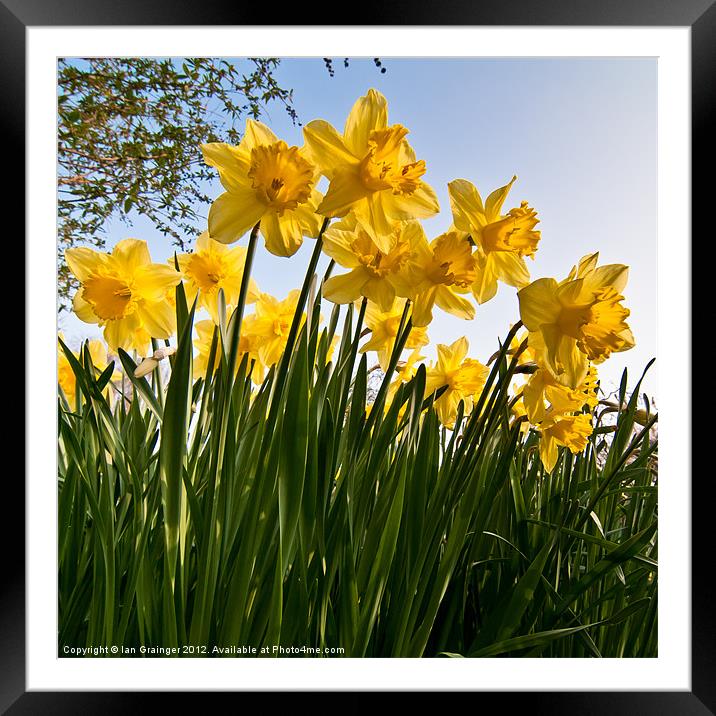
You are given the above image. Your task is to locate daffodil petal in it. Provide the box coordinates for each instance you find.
[137,300,177,340]
[318,169,370,217]
[65,247,108,282]
[352,192,395,248]
[617,326,636,351]
[291,192,323,238]
[555,277,587,305]
[448,179,486,233]
[72,291,100,324]
[517,278,561,331]
[490,251,531,289]
[240,118,280,152]
[484,175,517,222]
[540,324,588,389]
[387,182,440,222]
[449,336,469,364]
[201,142,251,193]
[260,212,304,257]
[523,372,547,424]
[434,286,475,321]
[195,231,212,252]
[568,252,600,281]
[221,243,249,275]
[411,287,437,327]
[343,89,388,157]
[322,226,364,268]
[103,314,141,353]
[471,256,499,305]
[208,189,266,245]
[303,120,359,177]
[540,432,559,473]
[362,278,396,312]
[585,264,629,294]
[112,239,152,274]
[322,269,369,304]
[133,264,181,302]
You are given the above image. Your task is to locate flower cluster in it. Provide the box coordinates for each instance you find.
[61,89,636,473]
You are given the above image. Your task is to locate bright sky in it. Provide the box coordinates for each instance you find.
[59,57,657,397]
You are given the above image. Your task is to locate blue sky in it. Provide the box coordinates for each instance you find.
[60,57,657,396]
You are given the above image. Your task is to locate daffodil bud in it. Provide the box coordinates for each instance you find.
[134,346,177,378]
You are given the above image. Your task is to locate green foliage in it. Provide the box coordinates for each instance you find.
[57,244,657,658]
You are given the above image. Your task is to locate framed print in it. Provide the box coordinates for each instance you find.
[6,0,708,711]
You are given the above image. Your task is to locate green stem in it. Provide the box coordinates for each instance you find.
[322,258,336,284]
[226,222,260,377]
[280,218,330,369]
[261,218,330,455]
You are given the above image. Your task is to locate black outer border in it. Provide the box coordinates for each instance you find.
[5,2,707,712]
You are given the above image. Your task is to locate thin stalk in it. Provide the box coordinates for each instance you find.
[226,222,260,377]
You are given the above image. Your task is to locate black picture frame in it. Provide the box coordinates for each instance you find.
[5,2,706,712]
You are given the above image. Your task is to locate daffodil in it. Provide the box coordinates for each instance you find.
[322,216,425,310]
[242,290,303,368]
[202,119,323,256]
[518,253,635,388]
[449,177,541,304]
[134,346,177,379]
[175,232,259,322]
[57,335,120,410]
[193,319,264,383]
[538,412,593,473]
[303,89,439,252]
[66,239,181,355]
[425,337,488,429]
[522,364,599,424]
[359,298,429,371]
[405,231,477,327]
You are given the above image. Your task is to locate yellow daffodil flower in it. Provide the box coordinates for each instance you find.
[242,290,303,368]
[359,298,429,372]
[193,319,264,383]
[518,252,635,388]
[448,176,541,304]
[66,239,181,355]
[425,337,488,429]
[322,215,425,310]
[539,412,593,473]
[406,231,477,327]
[202,119,323,256]
[523,364,599,424]
[175,231,259,323]
[58,334,120,410]
[303,89,439,252]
